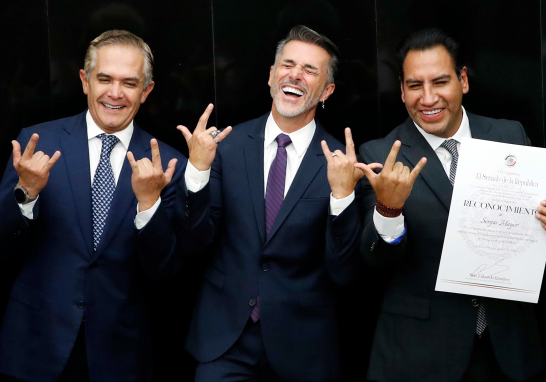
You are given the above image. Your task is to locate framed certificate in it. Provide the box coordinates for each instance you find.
[435,138,546,303]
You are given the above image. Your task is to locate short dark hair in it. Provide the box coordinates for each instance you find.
[274,25,340,83]
[397,28,463,82]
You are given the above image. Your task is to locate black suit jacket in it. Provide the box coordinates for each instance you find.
[0,112,187,382]
[359,113,545,382]
[178,113,364,381]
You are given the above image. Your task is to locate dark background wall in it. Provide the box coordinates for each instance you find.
[1,0,546,380]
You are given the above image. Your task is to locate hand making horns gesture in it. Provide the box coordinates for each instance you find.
[12,134,61,197]
[321,128,383,199]
[127,139,177,212]
[177,104,232,171]
[355,140,427,211]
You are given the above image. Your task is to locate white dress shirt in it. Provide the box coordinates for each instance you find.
[375,106,471,242]
[18,111,159,229]
[185,113,354,215]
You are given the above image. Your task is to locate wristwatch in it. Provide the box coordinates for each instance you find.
[14,182,37,204]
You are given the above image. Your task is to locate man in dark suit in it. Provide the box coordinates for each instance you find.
[357,28,545,382]
[176,25,369,381]
[0,30,186,382]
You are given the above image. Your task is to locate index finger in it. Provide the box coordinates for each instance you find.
[320,140,333,163]
[23,134,39,159]
[345,128,356,159]
[150,139,163,170]
[384,140,402,171]
[195,104,214,134]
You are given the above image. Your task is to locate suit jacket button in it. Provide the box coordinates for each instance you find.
[471,298,479,308]
[77,301,85,309]
[14,231,20,235]
[262,263,268,272]
[371,242,376,251]
[249,298,257,307]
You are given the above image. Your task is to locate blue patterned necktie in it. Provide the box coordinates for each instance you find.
[441,138,487,336]
[250,133,292,323]
[92,134,119,251]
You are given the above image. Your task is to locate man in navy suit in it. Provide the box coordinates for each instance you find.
[176,25,374,381]
[357,29,545,382]
[0,30,186,382]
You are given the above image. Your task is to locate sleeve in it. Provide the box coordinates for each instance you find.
[134,197,161,229]
[373,208,405,242]
[329,191,355,215]
[184,160,211,192]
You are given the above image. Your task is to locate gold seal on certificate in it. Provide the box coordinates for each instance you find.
[435,138,546,303]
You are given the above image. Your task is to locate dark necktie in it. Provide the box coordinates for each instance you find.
[92,134,119,251]
[441,139,487,336]
[250,133,292,323]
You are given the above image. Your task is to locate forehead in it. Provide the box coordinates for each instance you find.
[278,40,330,70]
[403,46,456,80]
[94,45,144,77]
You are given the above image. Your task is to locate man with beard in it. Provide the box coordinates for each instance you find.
[176,25,370,381]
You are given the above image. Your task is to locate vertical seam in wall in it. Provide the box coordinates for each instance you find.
[374,0,381,137]
[211,0,218,127]
[45,0,53,121]
[539,0,546,147]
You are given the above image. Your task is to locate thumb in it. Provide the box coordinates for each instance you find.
[164,158,178,184]
[354,162,378,184]
[177,125,193,143]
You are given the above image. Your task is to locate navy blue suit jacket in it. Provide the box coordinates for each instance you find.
[359,113,545,382]
[0,112,187,382]
[178,113,364,381]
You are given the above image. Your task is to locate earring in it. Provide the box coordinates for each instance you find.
[322,99,325,109]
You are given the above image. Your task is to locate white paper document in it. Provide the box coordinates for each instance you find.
[435,138,546,303]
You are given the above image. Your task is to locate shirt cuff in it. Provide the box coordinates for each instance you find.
[135,197,161,230]
[18,196,39,220]
[329,191,355,216]
[373,207,405,243]
[184,160,211,193]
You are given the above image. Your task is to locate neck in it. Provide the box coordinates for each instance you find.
[271,103,316,134]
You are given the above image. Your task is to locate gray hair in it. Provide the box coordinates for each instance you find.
[274,25,340,84]
[84,29,154,88]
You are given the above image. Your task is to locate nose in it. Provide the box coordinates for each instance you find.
[421,84,438,106]
[107,82,124,99]
[288,64,304,82]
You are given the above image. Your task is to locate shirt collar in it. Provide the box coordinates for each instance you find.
[86,110,133,149]
[264,113,316,157]
[413,106,471,151]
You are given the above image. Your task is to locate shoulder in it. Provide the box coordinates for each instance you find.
[217,113,269,152]
[468,112,527,144]
[135,126,187,162]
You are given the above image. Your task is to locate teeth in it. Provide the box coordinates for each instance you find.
[103,103,123,110]
[282,86,304,96]
[422,109,442,115]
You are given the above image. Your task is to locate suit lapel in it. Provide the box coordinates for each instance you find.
[243,116,267,245]
[90,123,146,263]
[60,112,94,257]
[265,122,325,246]
[398,118,453,210]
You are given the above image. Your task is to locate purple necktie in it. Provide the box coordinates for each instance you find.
[250,133,292,323]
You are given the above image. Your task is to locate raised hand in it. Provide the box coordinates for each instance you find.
[355,140,427,212]
[176,104,232,171]
[12,134,61,197]
[321,128,383,199]
[127,139,177,211]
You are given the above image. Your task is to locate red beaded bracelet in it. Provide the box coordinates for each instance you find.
[376,199,403,217]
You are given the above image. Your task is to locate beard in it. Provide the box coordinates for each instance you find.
[270,79,324,117]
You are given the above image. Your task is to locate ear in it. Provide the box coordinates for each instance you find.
[460,66,469,94]
[320,83,336,101]
[268,66,274,87]
[140,81,155,104]
[79,69,89,95]
[400,82,406,103]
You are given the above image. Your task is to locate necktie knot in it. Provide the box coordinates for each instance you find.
[441,139,458,157]
[98,133,120,157]
[276,134,292,149]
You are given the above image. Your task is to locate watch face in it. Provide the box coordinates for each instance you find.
[14,187,26,203]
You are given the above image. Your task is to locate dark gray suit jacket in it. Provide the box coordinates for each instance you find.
[359,113,545,382]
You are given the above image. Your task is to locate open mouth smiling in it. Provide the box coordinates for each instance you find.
[102,103,125,110]
[282,86,304,98]
[420,108,444,118]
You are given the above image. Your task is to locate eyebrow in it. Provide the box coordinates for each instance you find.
[282,59,319,71]
[405,74,451,84]
[96,72,141,82]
